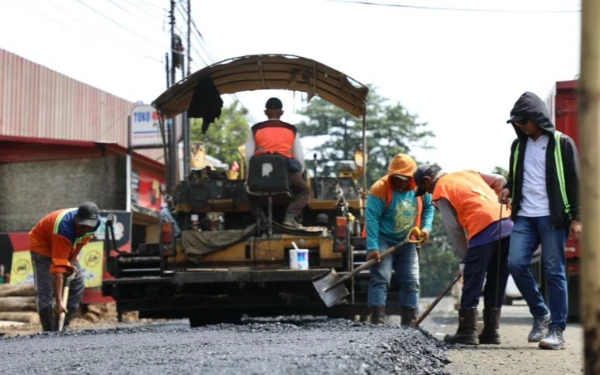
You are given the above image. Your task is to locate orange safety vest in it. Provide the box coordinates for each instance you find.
[361,177,423,238]
[432,170,510,240]
[252,120,296,158]
[29,208,97,274]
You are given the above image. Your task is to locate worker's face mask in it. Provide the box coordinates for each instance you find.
[390,175,410,191]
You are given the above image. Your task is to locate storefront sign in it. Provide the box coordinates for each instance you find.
[130,105,163,148]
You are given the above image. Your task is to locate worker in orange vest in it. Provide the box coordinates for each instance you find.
[365,154,434,326]
[414,164,512,345]
[29,202,101,331]
[244,98,309,229]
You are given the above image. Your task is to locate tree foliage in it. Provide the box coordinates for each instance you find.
[296,86,458,297]
[296,86,434,185]
[190,101,250,165]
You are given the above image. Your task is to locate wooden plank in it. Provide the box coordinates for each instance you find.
[0,296,37,312]
[0,284,35,298]
[0,312,40,324]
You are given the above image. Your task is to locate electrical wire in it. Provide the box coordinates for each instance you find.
[27,0,164,63]
[75,0,166,49]
[325,0,581,13]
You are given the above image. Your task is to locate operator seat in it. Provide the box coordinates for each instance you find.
[245,154,291,237]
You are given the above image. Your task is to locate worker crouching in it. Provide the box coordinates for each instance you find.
[29,202,101,331]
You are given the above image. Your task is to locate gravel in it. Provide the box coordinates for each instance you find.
[0,317,450,374]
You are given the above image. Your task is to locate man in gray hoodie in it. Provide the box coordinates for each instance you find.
[499,92,581,350]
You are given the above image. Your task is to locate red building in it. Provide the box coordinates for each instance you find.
[0,48,166,304]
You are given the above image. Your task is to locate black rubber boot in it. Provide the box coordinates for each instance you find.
[478,308,501,344]
[401,306,418,327]
[369,305,385,325]
[444,307,479,345]
[39,307,56,332]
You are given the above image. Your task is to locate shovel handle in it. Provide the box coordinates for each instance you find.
[57,272,75,332]
[412,272,462,328]
[324,227,423,292]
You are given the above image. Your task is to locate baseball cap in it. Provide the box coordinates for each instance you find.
[390,174,409,181]
[506,114,526,124]
[265,97,283,110]
[413,164,433,196]
[76,202,100,227]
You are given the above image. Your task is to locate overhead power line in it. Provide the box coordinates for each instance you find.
[76,0,165,49]
[41,0,163,62]
[326,0,581,13]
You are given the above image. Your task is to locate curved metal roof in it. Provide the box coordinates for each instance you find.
[152,54,369,119]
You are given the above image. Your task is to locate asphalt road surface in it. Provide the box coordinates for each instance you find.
[0,303,450,375]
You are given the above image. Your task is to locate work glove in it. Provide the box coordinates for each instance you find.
[366,250,380,263]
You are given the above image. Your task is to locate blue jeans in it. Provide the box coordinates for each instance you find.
[507,216,568,330]
[367,240,419,307]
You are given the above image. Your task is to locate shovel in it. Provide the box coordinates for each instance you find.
[312,227,424,308]
[412,271,462,328]
[57,271,77,332]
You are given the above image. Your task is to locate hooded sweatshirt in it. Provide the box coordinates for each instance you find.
[504,92,580,228]
[365,154,434,251]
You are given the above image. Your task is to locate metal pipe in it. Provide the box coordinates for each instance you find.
[579,1,600,373]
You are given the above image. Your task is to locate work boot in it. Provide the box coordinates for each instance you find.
[539,327,565,350]
[369,305,385,325]
[478,308,501,344]
[444,307,478,345]
[283,212,304,229]
[528,312,551,343]
[401,306,418,327]
[39,307,56,332]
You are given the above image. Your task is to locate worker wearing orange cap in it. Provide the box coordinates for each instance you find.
[365,154,434,326]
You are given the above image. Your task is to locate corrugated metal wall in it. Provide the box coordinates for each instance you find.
[0,48,162,160]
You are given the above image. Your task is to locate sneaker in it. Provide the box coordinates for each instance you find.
[528,313,551,343]
[539,328,565,350]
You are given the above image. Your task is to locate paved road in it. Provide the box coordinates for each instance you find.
[0,310,450,375]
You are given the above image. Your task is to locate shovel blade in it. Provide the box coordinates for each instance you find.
[312,268,349,308]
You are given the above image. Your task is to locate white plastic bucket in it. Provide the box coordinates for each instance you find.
[289,249,309,270]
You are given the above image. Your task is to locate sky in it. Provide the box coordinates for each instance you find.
[0,0,582,173]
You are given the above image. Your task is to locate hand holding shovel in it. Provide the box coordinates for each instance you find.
[313,227,425,308]
[57,270,77,332]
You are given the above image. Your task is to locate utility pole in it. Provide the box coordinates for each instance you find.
[168,0,178,195]
[579,1,600,374]
[182,0,192,178]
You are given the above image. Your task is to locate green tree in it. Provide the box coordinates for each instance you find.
[190,101,250,164]
[297,86,434,185]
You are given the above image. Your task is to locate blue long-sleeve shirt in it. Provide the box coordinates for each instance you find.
[365,189,434,251]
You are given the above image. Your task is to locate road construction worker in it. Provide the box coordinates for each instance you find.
[500,92,581,350]
[414,164,512,345]
[365,154,434,326]
[244,97,309,229]
[29,202,101,331]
